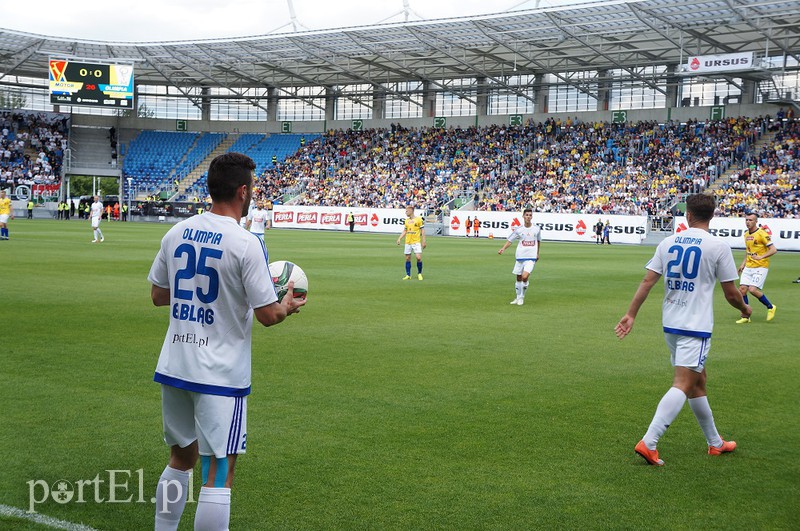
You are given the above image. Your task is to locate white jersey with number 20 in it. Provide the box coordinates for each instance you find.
[148,212,278,396]
[645,227,738,338]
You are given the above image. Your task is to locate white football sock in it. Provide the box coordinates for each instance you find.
[642,387,687,449]
[522,281,529,298]
[97,229,104,239]
[515,281,523,299]
[155,466,191,531]
[194,486,231,531]
[689,396,723,447]
[93,229,98,240]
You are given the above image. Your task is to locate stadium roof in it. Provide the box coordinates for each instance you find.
[1,0,799,99]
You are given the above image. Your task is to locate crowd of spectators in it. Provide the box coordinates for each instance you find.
[475,116,766,215]
[715,113,799,218]
[254,116,767,216]
[257,123,523,211]
[0,111,68,188]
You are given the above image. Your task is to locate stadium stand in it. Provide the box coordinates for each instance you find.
[0,110,67,188]
[715,117,800,218]
[252,117,771,216]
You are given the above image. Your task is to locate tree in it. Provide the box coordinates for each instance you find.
[69,176,119,197]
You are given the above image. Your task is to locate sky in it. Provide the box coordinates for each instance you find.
[1,0,592,42]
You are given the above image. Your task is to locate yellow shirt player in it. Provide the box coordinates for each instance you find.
[396,205,426,280]
[736,213,777,323]
[0,190,13,240]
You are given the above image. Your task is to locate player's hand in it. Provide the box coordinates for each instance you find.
[615,315,634,339]
[422,242,427,249]
[498,248,504,254]
[282,281,306,315]
[396,240,401,246]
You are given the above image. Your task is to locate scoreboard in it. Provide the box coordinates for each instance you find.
[49,59,134,108]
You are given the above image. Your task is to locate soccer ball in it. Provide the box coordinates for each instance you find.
[268,260,308,302]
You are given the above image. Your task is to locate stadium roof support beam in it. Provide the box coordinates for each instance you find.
[0,42,43,82]
[543,11,666,96]
[470,21,599,103]
[720,0,800,65]
[144,60,204,112]
[284,35,422,111]
[633,4,737,57]
[406,27,534,107]
[339,32,467,108]
[158,47,274,114]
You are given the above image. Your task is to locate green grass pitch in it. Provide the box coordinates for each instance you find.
[1,219,798,529]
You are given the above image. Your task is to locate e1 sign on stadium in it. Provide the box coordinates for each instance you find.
[49,59,134,108]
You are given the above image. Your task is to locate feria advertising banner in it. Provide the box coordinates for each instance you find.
[272,205,413,234]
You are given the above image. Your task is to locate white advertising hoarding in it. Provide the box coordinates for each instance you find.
[685,52,753,74]
[674,216,800,251]
[448,211,648,244]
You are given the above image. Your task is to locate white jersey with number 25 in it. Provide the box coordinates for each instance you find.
[148,212,278,397]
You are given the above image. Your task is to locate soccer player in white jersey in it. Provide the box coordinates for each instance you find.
[498,208,541,305]
[148,153,304,530]
[245,200,269,241]
[89,196,105,243]
[615,193,751,466]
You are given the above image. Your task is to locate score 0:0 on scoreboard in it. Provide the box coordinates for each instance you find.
[49,58,135,108]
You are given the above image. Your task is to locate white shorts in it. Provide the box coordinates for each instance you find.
[91,216,101,229]
[512,259,537,276]
[0,214,8,224]
[161,385,248,458]
[740,267,768,290]
[404,243,423,255]
[665,333,710,373]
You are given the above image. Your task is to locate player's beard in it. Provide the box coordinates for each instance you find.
[241,187,252,217]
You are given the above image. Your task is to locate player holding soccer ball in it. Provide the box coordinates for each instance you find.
[615,193,751,466]
[397,205,426,280]
[148,153,304,530]
[498,208,541,306]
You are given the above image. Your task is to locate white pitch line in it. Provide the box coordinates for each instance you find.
[0,504,99,531]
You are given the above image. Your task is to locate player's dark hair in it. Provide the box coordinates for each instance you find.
[207,152,255,202]
[523,208,533,215]
[685,193,715,222]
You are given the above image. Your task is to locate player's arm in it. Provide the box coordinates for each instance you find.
[721,280,752,318]
[420,226,426,249]
[151,285,170,307]
[737,252,747,273]
[245,218,252,230]
[754,243,777,261]
[498,240,512,254]
[396,228,407,245]
[615,269,661,339]
[253,282,305,327]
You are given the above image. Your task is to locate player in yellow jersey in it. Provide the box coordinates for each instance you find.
[0,190,13,240]
[396,205,426,280]
[736,213,777,323]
